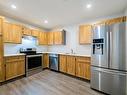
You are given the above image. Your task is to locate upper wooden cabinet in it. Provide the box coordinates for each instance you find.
[12,24,22,43]
[66,56,76,76]
[3,22,12,43]
[54,31,65,45]
[31,29,39,37]
[39,31,47,45]
[79,25,92,44]
[0,17,4,35]
[47,30,66,45]
[3,22,22,44]
[59,55,67,73]
[47,32,54,45]
[22,26,32,36]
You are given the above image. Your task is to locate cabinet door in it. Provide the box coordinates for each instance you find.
[23,27,32,36]
[47,32,54,45]
[79,25,92,44]
[66,56,76,76]
[76,57,91,80]
[54,31,64,45]
[0,18,3,35]
[0,36,5,82]
[3,22,13,43]
[12,24,22,43]
[17,61,25,76]
[32,30,39,37]
[85,62,91,80]
[39,31,47,45]
[59,55,67,73]
[43,54,49,68]
[76,61,85,78]
[6,62,17,80]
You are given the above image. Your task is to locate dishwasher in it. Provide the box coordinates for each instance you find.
[49,54,59,71]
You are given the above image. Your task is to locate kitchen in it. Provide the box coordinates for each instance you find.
[0,0,127,95]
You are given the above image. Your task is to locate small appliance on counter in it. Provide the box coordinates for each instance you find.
[20,48,43,76]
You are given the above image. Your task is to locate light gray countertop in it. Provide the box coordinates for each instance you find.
[37,52,91,57]
[4,53,26,57]
[4,52,91,57]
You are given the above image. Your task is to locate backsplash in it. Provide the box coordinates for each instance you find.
[4,36,47,55]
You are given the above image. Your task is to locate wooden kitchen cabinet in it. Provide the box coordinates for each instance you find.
[0,17,4,35]
[3,22,22,43]
[43,54,49,68]
[0,36,5,82]
[5,55,25,80]
[12,24,22,43]
[79,25,92,44]
[39,31,47,45]
[59,55,67,73]
[22,26,32,36]
[47,32,54,45]
[31,29,39,37]
[3,22,13,43]
[76,57,91,80]
[54,31,65,45]
[0,17,5,82]
[66,56,76,76]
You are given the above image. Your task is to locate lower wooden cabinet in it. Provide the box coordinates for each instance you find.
[66,56,76,76]
[5,55,25,80]
[59,55,67,73]
[59,55,91,80]
[43,54,49,68]
[76,57,91,80]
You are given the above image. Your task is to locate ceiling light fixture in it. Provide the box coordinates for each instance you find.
[44,20,48,24]
[11,4,17,9]
[86,4,92,8]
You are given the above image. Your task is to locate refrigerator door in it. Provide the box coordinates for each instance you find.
[92,25,109,68]
[109,22,126,71]
[91,66,127,95]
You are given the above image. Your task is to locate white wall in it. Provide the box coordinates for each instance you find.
[48,13,125,56]
[4,17,48,55]
[48,25,91,55]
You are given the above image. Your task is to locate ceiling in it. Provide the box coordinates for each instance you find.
[0,0,126,30]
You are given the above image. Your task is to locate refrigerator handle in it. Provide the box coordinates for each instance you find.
[95,69,127,76]
[109,31,112,68]
[106,30,110,67]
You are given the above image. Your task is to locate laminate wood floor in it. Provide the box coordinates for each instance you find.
[0,70,104,95]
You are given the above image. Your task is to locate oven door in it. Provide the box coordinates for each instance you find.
[26,55,42,71]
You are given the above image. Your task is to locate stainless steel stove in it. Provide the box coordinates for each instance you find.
[20,48,43,76]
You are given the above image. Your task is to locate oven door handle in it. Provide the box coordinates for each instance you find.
[26,54,42,57]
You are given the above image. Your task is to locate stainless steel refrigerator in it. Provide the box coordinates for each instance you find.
[91,21,127,95]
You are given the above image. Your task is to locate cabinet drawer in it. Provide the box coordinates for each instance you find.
[18,56,25,60]
[76,57,91,63]
[5,56,25,63]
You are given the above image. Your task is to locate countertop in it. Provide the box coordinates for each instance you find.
[4,52,91,57]
[37,52,91,57]
[4,53,26,57]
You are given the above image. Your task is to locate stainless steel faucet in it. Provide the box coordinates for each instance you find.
[71,49,74,54]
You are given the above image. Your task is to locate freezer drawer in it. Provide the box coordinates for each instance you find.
[91,66,127,95]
